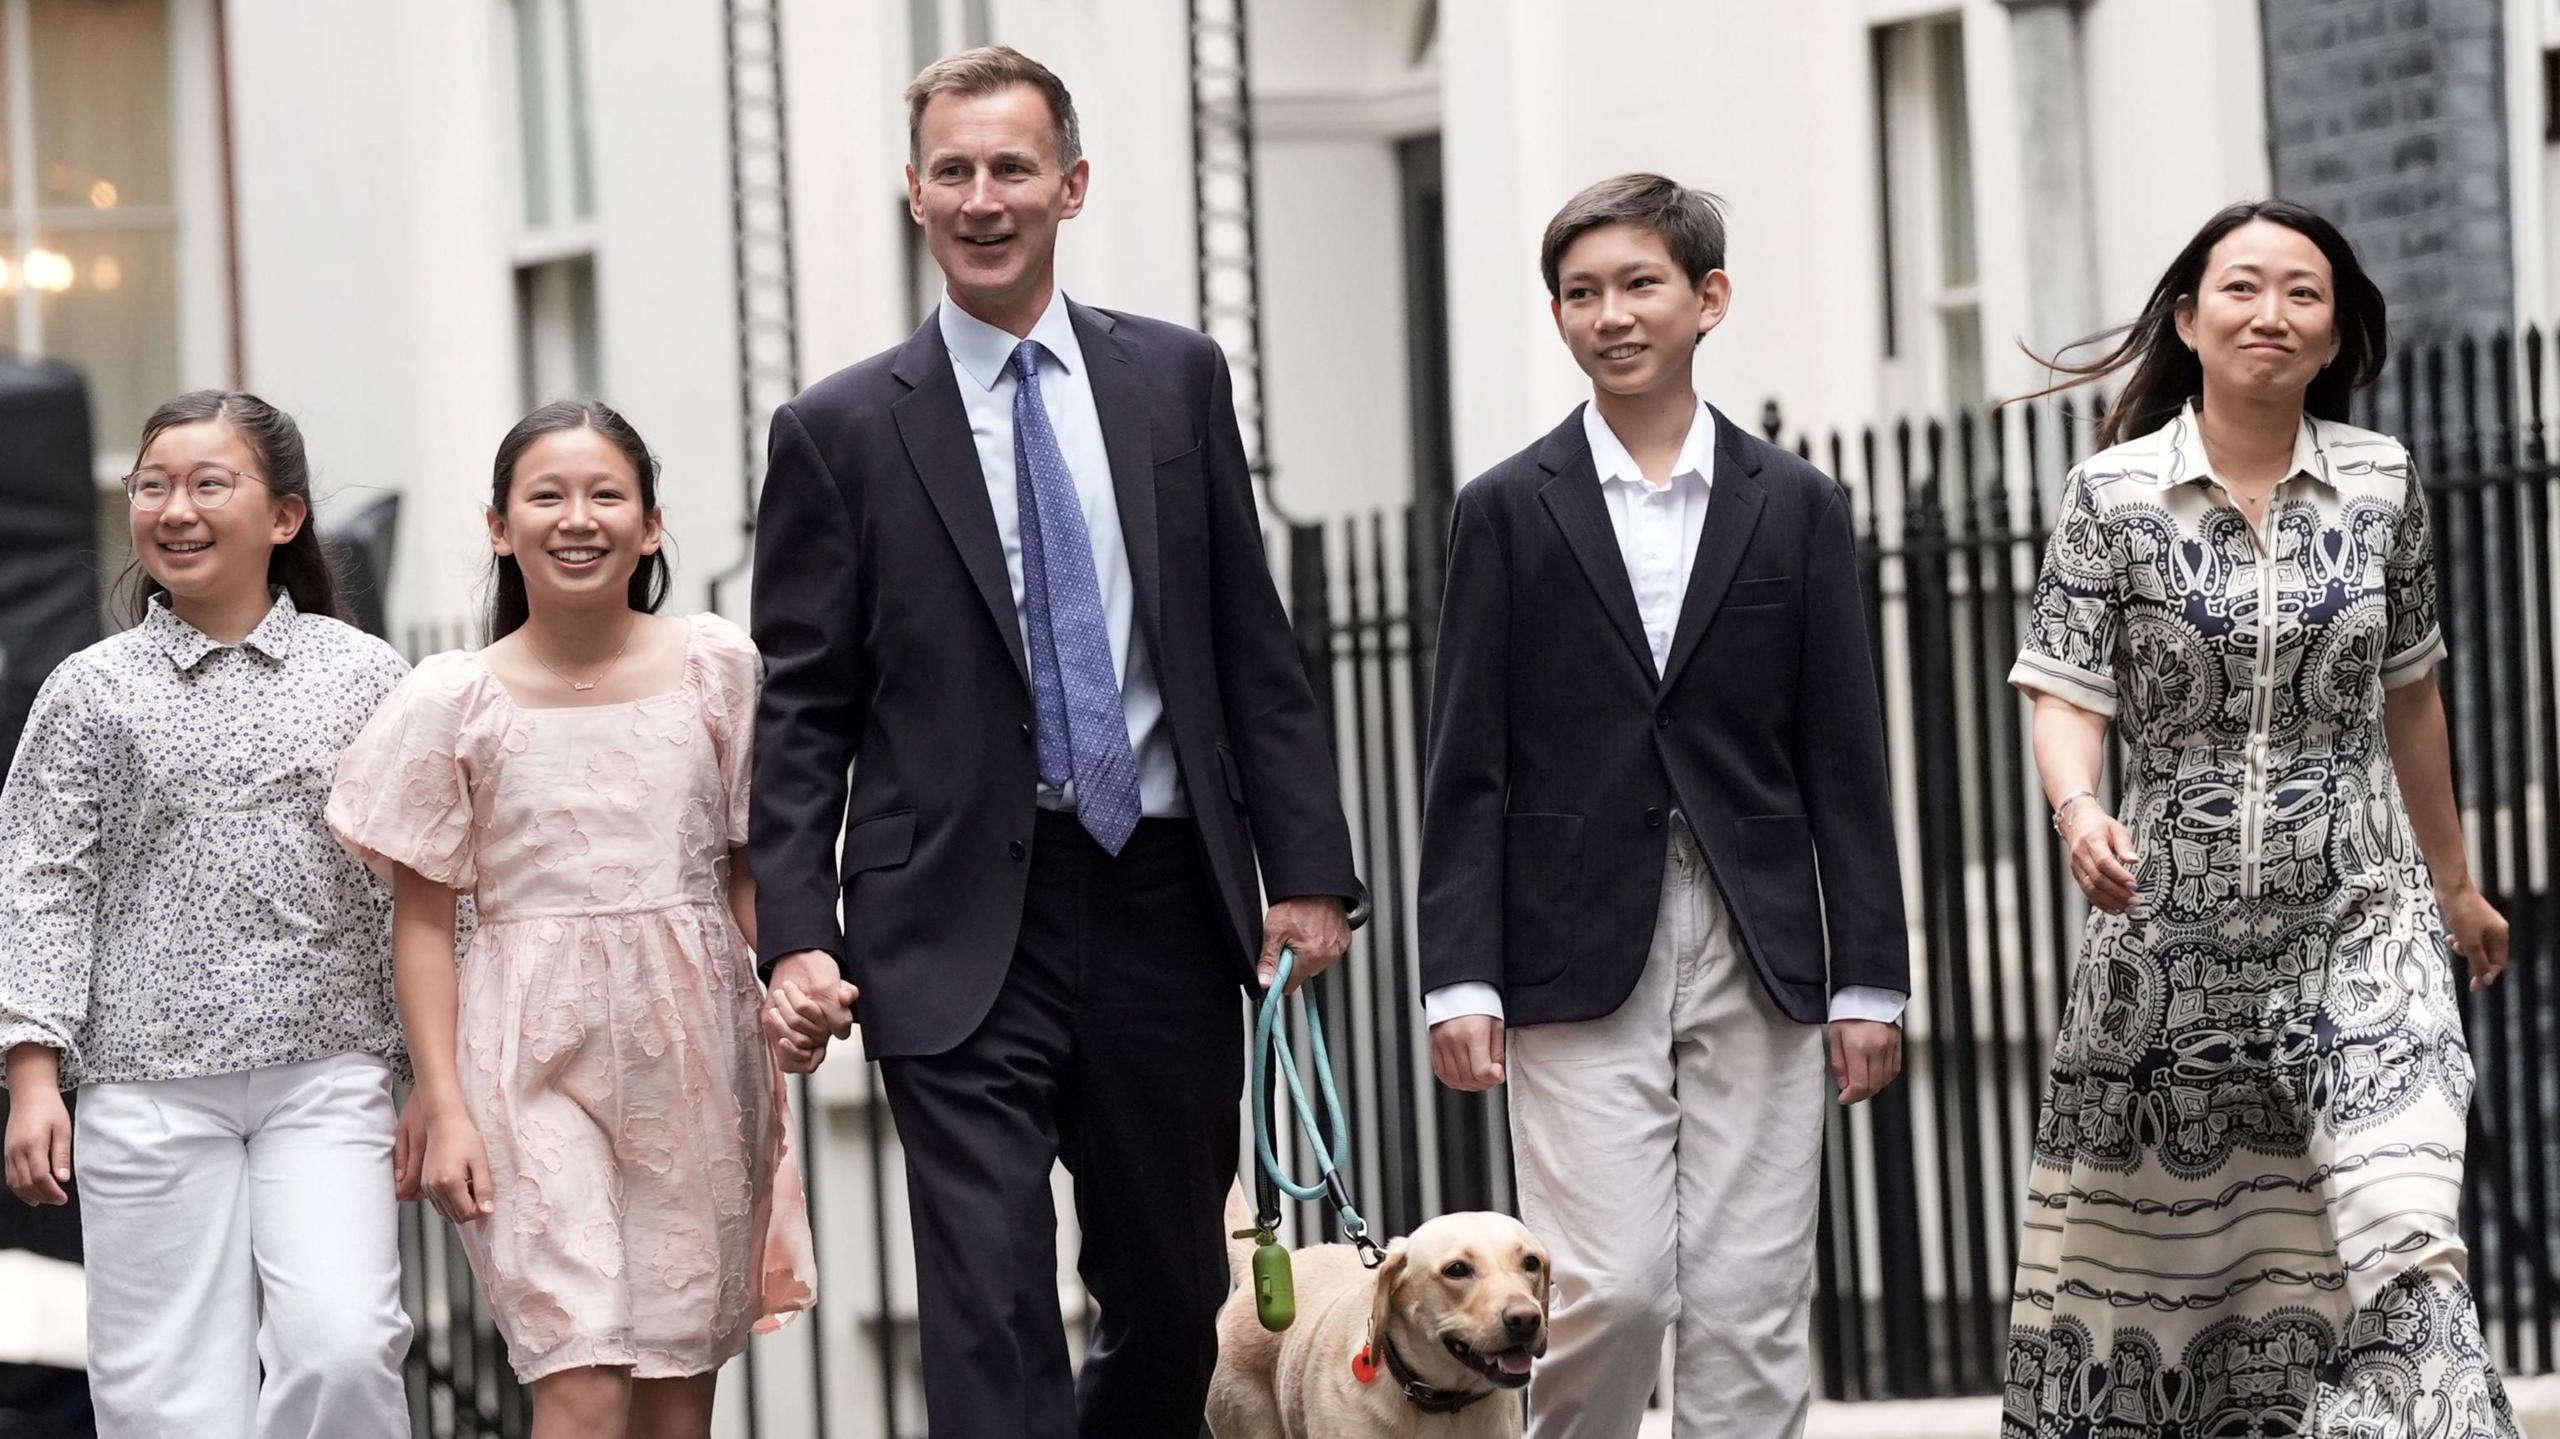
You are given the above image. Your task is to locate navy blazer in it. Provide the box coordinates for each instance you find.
[1419,404,1910,1027]
[749,303,1361,1059]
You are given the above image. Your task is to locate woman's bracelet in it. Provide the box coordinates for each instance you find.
[2051,790,2101,838]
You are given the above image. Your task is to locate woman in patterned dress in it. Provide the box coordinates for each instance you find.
[330,402,815,1439]
[2003,201,2519,1436]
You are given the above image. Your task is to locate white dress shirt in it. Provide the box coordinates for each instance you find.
[1425,398,1907,1029]
[941,289,1184,816]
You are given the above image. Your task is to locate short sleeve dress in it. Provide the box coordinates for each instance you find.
[330,613,815,1383]
[2002,406,2515,1436]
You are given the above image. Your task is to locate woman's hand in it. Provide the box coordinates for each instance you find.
[3,1053,72,1206]
[2438,880,2510,991]
[422,1100,497,1224]
[2062,803,2141,913]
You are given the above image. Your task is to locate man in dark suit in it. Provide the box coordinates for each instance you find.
[1419,175,1910,1438]
[749,45,1363,1439]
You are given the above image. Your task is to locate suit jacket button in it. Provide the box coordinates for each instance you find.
[1019,722,1032,743]
[1009,839,1027,860]
[1644,807,1664,829]
[1655,710,1672,729]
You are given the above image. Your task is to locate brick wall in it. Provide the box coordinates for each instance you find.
[2259,0,2513,347]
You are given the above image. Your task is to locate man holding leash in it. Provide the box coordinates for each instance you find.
[751,46,1364,1439]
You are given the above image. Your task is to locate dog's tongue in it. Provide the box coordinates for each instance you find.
[1495,1350,1534,1376]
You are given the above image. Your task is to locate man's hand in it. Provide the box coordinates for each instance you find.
[1429,1015,1506,1092]
[1829,1019,1902,1105]
[766,949,858,1074]
[1257,896,1351,992]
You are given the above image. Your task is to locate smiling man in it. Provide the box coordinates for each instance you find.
[1419,174,1911,1437]
[747,45,1363,1439]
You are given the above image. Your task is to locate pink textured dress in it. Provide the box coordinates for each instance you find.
[328,613,815,1383]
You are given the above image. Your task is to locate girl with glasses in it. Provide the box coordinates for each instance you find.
[0,390,416,1438]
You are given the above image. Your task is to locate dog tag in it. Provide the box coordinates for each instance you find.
[1252,1235,1296,1332]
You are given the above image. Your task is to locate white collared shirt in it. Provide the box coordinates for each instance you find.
[1587,395,1716,675]
[1423,397,1907,1030]
[939,288,1183,817]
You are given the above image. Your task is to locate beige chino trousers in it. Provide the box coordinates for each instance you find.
[1507,824,1830,1439]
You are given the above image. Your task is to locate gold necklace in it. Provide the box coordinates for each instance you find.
[529,619,637,693]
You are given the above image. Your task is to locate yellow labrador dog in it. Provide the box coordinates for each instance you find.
[1207,1196,1551,1439]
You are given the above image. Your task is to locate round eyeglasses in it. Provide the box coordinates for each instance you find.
[122,463,271,512]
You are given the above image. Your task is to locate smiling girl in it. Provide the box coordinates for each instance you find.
[328,401,813,1439]
[0,390,414,1438]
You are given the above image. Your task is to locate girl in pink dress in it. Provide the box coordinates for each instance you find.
[329,401,814,1438]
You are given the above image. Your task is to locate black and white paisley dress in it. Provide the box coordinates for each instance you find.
[2002,404,2517,1438]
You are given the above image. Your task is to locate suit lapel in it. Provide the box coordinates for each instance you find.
[1537,407,1659,684]
[1657,407,1767,691]
[891,311,1030,691]
[1073,302,1165,663]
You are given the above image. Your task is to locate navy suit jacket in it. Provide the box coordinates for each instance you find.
[749,302,1361,1059]
[1419,404,1910,1027]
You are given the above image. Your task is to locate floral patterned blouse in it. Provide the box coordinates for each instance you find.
[0,592,410,1087]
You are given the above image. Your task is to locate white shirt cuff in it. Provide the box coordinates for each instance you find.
[1429,982,1899,1026]
[1829,985,1907,1025]
[1424,982,1505,1028]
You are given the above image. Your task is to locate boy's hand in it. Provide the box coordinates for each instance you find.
[1429,1015,1506,1092]
[1829,1020,1902,1105]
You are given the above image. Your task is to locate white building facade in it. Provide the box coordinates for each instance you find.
[19,1,2560,1433]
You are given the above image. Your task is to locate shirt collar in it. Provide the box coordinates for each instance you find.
[1583,397,1715,491]
[2151,399,2335,492]
[147,589,299,670]
[939,287,1086,393]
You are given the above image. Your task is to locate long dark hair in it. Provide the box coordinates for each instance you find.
[485,400,671,643]
[129,390,344,624]
[2013,199,2390,447]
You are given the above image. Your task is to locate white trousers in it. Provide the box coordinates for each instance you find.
[1507,826,1830,1439]
[75,1053,411,1439]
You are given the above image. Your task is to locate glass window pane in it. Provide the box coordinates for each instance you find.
[516,0,553,228]
[1,10,13,218]
[564,0,593,219]
[1929,19,1976,290]
[568,254,597,394]
[36,227,178,448]
[31,0,173,212]
[1944,303,1983,415]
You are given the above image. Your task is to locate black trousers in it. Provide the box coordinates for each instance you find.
[881,811,1244,1439]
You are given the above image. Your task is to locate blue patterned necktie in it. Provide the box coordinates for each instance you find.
[1011,339,1142,855]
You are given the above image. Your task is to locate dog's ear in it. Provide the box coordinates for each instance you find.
[1535,1250,1555,1318]
[1366,1246,1408,1348]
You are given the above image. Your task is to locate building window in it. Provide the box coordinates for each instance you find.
[3,0,180,449]
[516,254,597,409]
[1875,13,1982,418]
[510,0,598,404]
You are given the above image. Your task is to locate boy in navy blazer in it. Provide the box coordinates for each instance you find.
[1419,174,1910,1438]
